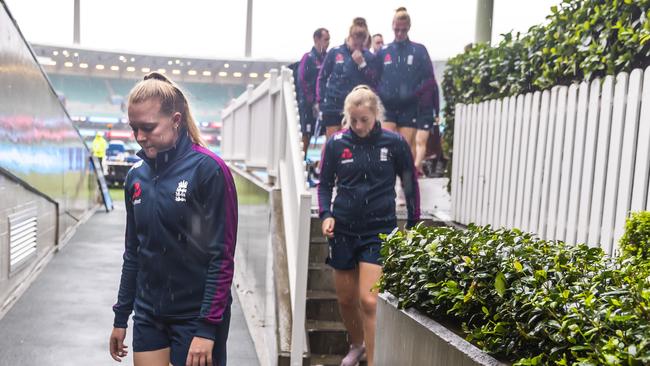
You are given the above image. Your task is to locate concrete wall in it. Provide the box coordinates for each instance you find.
[0,2,97,238]
[0,2,97,316]
[375,293,506,366]
[230,168,299,366]
[0,175,58,313]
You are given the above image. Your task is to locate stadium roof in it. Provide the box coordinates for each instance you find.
[31,43,291,85]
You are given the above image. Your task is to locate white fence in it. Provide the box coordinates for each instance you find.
[452,66,650,255]
[221,67,312,366]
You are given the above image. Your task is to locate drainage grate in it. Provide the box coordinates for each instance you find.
[8,207,38,274]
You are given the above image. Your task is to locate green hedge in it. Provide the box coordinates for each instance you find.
[380,212,650,365]
[442,0,650,171]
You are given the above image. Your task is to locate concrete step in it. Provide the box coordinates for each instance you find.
[309,240,329,264]
[310,353,367,366]
[278,352,309,366]
[308,263,334,292]
[310,217,325,239]
[310,235,329,244]
[306,320,349,356]
[306,290,340,323]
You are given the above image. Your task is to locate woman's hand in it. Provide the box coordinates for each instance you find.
[186,336,215,366]
[322,217,335,238]
[109,327,128,362]
[312,103,320,119]
[351,50,365,66]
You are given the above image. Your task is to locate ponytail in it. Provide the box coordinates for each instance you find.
[128,72,206,147]
[349,17,369,40]
[393,7,411,26]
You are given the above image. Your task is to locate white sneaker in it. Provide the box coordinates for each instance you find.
[340,343,366,366]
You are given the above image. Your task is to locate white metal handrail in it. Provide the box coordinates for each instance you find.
[221,67,311,366]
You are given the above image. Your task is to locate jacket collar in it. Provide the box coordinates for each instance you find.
[137,128,192,172]
[394,37,411,47]
[349,121,381,144]
[311,46,326,63]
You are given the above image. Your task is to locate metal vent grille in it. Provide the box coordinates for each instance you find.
[8,207,38,274]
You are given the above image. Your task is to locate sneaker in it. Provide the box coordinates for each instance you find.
[340,343,366,366]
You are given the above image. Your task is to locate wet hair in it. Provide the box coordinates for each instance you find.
[313,27,329,40]
[343,85,385,127]
[348,17,369,40]
[393,7,411,26]
[128,72,206,147]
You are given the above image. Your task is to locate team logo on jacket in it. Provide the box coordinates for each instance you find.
[175,180,188,202]
[341,148,353,164]
[335,53,344,64]
[380,148,389,161]
[384,53,392,65]
[132,182,142,205]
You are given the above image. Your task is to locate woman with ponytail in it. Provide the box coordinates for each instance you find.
[109,72,238,366]
[373,7,437,163]
[316,17,377,139]
[318,86,420,366]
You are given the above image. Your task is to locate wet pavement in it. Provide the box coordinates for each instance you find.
[0,202,259,366]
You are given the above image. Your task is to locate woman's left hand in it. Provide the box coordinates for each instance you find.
[186,336,215,366]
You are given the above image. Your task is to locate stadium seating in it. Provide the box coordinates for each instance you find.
[47,73,245,122]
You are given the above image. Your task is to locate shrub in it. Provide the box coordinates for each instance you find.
[380,212,650,364]
[620,211,650,259]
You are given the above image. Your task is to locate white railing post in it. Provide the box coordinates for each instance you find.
[243,84,254,166]
[266,69,279,181]
[278,65,311,366]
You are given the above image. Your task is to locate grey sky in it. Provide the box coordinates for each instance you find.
[6,0,560,61]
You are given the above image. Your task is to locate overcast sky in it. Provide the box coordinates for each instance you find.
[5,0,560,61]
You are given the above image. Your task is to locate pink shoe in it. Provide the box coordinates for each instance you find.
[340,343,366,366]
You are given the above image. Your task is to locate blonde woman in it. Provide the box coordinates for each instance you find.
[374,7,436,161]
[316,17,376,139]
[109,72,238,366]
[318,85,420,366]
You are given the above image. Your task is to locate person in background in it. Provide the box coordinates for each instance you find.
[373,7,435,159]
[316,17,376,139]
[414,65,441,175]
[371,33,384,54]
[318,85,420,366]
[109,72,238,366]
[92,131,108,171]
[298,27,330,156]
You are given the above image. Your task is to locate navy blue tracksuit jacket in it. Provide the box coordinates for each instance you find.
[316,44,376,115]
[298,46,326,107]
[318,122,420,236]
[373,38,436,121]
[113,131,238,340]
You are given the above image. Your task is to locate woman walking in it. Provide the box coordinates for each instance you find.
[318,85,420,366]
[109,72,238,366]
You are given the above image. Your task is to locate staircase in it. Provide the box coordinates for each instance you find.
[306,216,366,366]
[305,213,444,365]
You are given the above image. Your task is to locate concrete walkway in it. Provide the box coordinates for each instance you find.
[0,202,259,366]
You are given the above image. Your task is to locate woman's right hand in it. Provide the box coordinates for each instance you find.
[109,327,128,362]
[351,50,365,66]
[322,217,335,238]
[312,103,320,119]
